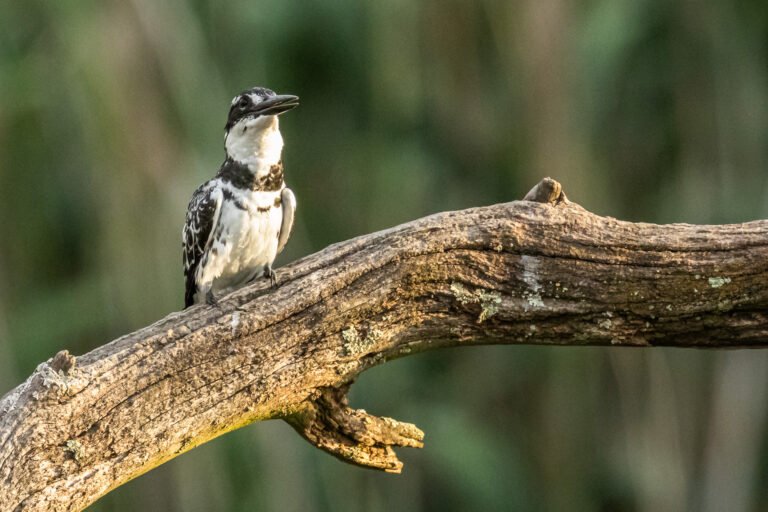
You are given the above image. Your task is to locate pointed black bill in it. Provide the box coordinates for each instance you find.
[251,94,300,116]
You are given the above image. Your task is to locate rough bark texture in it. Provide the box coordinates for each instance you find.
[1,178,767,511]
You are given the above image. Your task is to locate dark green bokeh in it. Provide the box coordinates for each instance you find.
[1,1,767,511]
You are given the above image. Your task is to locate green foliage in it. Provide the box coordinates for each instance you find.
[1,1,767,510]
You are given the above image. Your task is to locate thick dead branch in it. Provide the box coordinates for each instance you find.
[286,385,424,474]
[1,178,767,511]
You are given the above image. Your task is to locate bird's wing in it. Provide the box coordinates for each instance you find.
[277,187,296,254]
[182,183,223,308]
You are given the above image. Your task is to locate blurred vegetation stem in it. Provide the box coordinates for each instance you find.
[1,178,767,511]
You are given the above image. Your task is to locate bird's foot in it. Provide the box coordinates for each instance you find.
[264,266,279,288]
[205,290,219,306]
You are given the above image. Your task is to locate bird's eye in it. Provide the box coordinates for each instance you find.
[238,98,249,109]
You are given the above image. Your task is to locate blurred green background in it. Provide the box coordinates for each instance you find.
[2,0,768,510]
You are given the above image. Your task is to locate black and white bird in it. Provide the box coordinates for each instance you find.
[182,87,299,308]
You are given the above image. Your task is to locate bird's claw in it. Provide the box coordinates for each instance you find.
[264,266,279,288]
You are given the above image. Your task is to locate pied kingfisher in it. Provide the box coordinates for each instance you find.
[182,87,299,308]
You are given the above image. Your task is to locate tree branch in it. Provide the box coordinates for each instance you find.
[1,178,767,511]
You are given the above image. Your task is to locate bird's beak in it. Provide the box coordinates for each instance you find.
[252,94,300,116]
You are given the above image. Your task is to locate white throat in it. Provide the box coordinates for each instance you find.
[225,115,284,177]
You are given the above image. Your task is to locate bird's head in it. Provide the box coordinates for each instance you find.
[225,87,299,134]
[224,87,299,171]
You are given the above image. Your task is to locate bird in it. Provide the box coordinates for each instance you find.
[182,86,299,308]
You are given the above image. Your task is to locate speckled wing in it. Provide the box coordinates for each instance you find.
[277,187,296,254]
[182,182,223,308]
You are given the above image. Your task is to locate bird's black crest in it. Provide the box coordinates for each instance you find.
[225,87,276,131]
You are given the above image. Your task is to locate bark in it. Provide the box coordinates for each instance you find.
[1,178,767,511]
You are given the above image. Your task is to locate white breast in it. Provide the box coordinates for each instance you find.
[225,116,283,178]
[198,185,283,294]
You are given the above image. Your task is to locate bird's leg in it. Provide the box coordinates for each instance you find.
[205,289,218,306]
[264,264,278,288]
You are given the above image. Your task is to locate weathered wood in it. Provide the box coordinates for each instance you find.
[1,178,767,511]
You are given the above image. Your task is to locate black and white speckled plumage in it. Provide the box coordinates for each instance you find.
[182,87,298,308]
[182,183,221,307]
